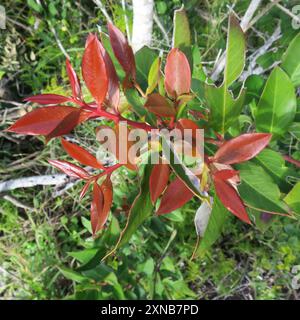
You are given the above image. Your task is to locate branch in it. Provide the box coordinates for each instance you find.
[210,0,267,81]
[240,24,281,80]
[93,0,112,23]
[0,174,72,193]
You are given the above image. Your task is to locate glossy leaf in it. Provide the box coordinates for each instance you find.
[98,40,120,111]
[213,169,239,181]
[172,6,191,49]
[45,110,82,142]
[161,134,207,199]
[82,35,108,106]
[281,33,300,86]
[91,182,104,235]
[149,163,170,203]
[223,15,245,86]
[146,56,161,95]
[144,93,176,117]
[176,118,200,140]
[61,138,104,169]
[205,82,246,135]
[213,133,272,165]
[48,159,90,180]
[156,177,194,215]
[107,22,136,78]
[135,46,157,91]
[90,178,113,236]
[7,106,82,137]
[253,149,294,191]
[213,174,251,224]
[116,164,154,248]
[99,177,113,230]
[237,162,290,214]
[172,7,193,72]
[24,94,71,105]
[193,195,229,257]
[79,180,92,200]
[255,67,296,137]
[66,59,82,99]
[164,48,191,98]
[284,182,300,215]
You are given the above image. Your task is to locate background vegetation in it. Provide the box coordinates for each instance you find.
[1,0,300,299]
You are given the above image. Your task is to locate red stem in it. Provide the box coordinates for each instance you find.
[283,155,300,168]
[73,98,154,132]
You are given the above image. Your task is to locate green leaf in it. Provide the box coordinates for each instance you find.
[146,57,161,95]
[237,162,290,214]
[253,149,294,191]
[173,6,191,49]
[117,164,154,247]
[160,134,207,199]
[124,88,156,126]
[172,6,193,72]
[255,67,296,138]
[205,15,246,135]
[281,33,300,86]
[135,46,157,91]
[59,266,86,283]
[68,248,99,264]
[205,83,246,134]
[224,15,246,87]
[284,182,300,215]
[193,195,229,258]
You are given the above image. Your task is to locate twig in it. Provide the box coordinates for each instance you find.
[0,174,71,193]
[93,0,112,23]
[121,0,131,42]
[153,12,170,46]
[240,0,263,30]
[240,24,281,80]
[210,0,270,81]
[2,195,35,211]
[272,1,300,24]
[150,230,177,299]
[49,25,70,60]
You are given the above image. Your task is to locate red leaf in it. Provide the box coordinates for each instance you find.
[213,169,239,181]
[213,133,272,165]
[79,180,92,200]
[107,22,136,79]
[24,94,71,105]
[48,159,90,180]
[213,176,251,224]
[91,182,104,235]
[66,59,82,99]
[90,177,113,235]
[45,110,81,142]
[82,35,108,106]
[149,163,170,203]
[283,155,300,168]
[99,177,113,230]
[98,39,120,111]
[176,118,200,140]
[164,48,191,98]
[61,138,104,169]
[7,106,82,137]
[144,93,176,117]
[156,177,194,215]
